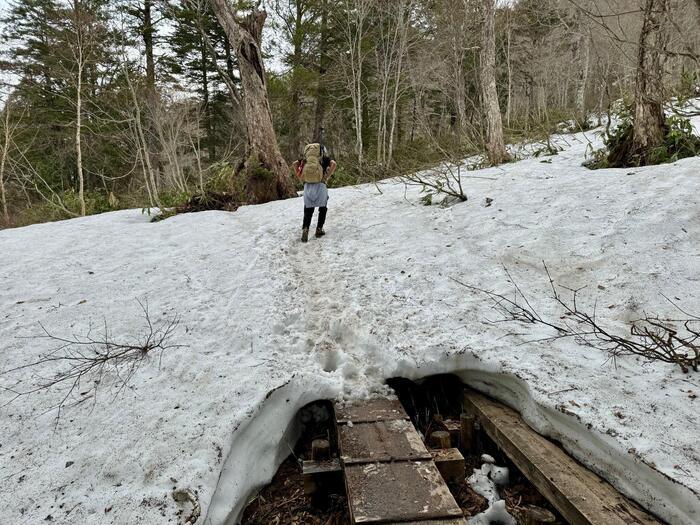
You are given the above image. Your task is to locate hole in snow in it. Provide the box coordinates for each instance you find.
[387,374,566,525]
[240,399,348,524]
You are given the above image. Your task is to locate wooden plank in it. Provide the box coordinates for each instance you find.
[302,458,342,496]
[335,397,409,424]
[385,518,468,525]
[302,458,342,476]
[344,461,465,523]
[464,389,661,525]
[339,419,432,465]
[431,448,466,481]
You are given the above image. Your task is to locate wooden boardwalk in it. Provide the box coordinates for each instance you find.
[464,389,661,525]
[334,397,467,525]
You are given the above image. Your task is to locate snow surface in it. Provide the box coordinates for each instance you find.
[2,120,700,525]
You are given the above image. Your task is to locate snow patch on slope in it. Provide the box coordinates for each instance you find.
[2,120,700,524]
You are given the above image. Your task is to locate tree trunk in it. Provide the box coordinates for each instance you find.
[209,2,293,202]
[452,4,468,137]
[289,1,304,157]
[143,0,156,99]
[0,98,11,226]
[313,0,328,143]
[200,36,214,160]
[573,11,590,126]
[123,60,161,209]
[631,0,669,164]
[505,18,512,127]
[480,0,508,165]
[341,0,370,168]
[74,0,86,216]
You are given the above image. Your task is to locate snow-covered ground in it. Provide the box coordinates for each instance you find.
[1,121,700,525]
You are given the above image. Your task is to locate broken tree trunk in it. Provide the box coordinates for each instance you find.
[208,2,294,203]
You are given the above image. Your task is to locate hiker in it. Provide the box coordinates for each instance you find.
[292,143,337,243]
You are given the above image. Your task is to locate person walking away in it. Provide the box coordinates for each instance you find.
[292,143,337,242]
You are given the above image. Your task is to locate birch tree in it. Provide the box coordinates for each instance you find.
[66,0,88,216]
[374,0,413,167]
[0,96,17,226]
[337,0,373,168]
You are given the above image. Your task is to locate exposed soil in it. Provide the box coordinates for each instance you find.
[240,456,348,525]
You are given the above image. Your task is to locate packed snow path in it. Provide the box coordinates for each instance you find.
[1,126,700,525]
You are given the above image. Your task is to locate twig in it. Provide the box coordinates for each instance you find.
[456,264,700,373]
[1,299,183,426]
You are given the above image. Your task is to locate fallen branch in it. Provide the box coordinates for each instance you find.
[401,162,468,206]
[1,299,183,425]
[454,263,699,373]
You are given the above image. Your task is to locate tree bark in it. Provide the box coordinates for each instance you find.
[340,0,370,168]
[313,0,329,143]
[0,98,11,226]
[505,9,512,127]
[200,36,214,160]
[573,12,590,126]
[209,1,293,202]
[479,0,508,165]
[289,1,305,156]
[631,0,669,163]
[72,0,86,216]
[124,62,161,209]
[452,1,468,137]
[143,0,156,99]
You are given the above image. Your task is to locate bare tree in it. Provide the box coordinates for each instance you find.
[208,1,293,202]
[374,0,413,168]
[572,9,591,125]
[67,0,88,216]
[123,60,162,209]
[0,95,18,226]
[337,0,373,168]
[479,0,509,165]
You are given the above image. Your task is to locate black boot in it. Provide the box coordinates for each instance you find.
[316,207,327,237]
[301,228,309,242]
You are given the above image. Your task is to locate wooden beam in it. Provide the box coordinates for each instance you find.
[464,389,660,525]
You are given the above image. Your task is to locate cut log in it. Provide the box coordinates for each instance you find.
[443,418,461,446]
[429,431,452,449]
[311,439,330,461]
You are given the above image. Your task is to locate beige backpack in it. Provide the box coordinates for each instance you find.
[301,143,324,183]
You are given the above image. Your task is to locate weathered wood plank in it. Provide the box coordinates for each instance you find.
[339,419,432,465]
[302,458,343,496]
[384,518,467,525]
[344,461,465,523]
[464,389,661,525]
[335,397,409,424]
[431,448,466,482]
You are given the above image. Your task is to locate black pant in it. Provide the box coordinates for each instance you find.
[303,207,327,230]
